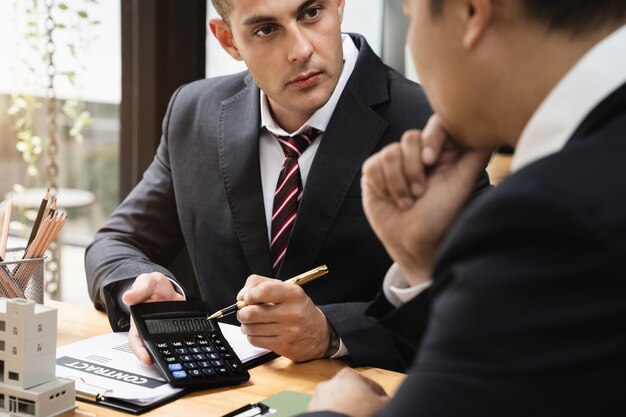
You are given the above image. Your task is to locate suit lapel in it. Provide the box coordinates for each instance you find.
[277,36,391,278]
[218,77,274,277]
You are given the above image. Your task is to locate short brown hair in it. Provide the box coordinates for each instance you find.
[212,0,232,25]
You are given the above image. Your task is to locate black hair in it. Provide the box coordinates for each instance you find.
[429,0,626,35]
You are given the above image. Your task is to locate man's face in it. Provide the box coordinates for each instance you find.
[403,0,490,147]
[224,0,345,126]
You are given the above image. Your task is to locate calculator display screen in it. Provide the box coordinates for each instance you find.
[145,317,211,334]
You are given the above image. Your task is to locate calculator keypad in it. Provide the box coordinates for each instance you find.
[152,332,246,387]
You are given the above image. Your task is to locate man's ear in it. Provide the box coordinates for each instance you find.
[463,0,493,49]
[209,18,243,61]
[337,0,345,24]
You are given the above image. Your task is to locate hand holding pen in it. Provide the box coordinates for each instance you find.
[208,265,329,319]
[210,265,333,362]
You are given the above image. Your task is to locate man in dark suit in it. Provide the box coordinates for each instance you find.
[305,0,626,416]
[85,0,436,368]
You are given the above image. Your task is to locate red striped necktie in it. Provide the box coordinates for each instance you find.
[270,128,319,274]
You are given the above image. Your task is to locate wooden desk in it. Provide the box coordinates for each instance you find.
[50,301,406,417]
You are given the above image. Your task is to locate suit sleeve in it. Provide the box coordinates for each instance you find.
[85,86,187,331]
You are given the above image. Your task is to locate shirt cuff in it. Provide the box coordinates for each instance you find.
[382,263,431,308]
[330,337,349,359]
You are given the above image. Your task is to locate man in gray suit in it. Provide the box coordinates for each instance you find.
[85,0,438,368]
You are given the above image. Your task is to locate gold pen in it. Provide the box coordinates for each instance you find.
[207,265,329,320]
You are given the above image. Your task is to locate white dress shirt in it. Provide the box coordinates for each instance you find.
[383,23,626,306]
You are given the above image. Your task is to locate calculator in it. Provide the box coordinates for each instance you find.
[130,300,250,388]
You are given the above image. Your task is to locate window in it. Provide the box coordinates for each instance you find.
[37,323,42,333]
[0,320,5,331]
[0,393,4,408]
[12,347,16,355]
[37,343,42,352]
[0,340,4,351]
[12,327,16,336]
[8,372,19,381]
[17,398,35,415]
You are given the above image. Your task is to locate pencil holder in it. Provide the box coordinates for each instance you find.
[0,248,44,303]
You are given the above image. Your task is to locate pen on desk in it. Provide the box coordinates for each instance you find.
[207,265,329,320]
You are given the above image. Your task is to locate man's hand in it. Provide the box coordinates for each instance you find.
[307,368,389,417]
[236,275,332,362]
[362,114,491,285]
[122,272,185,365]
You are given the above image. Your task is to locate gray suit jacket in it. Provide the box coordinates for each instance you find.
[85,34,432,371]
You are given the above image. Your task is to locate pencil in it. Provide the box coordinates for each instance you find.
[207,265,329,320]
[0,193,13,259]
[48,197,57,217]
[26,189,49,249]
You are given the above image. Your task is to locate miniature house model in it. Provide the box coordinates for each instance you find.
[0,298,74,417]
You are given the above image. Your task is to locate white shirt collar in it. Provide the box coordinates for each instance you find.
[512,24,626,173]
[260,34,359,137]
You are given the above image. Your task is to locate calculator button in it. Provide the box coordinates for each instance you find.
[197,340,209,346]
[184,341,196,346]
[216,367,228,375]
[156,342,168,349]
[227,361,244,374]
[164,356,177,363]
[211,360,224,367]
[213,339,223,345]
[160,349,173,356]
[193,354,206,360]
[207,353,220,360]
[175,348,189,354]
[189,347,202,354]
[171,341,184,348]
[198,361,211,368]
[209,332,219,339]
[172,370,187,379]
[217,346,228,352]
[183,362,198,369]
[195,334,206,340]
[201,346,215,353]
[188,369,202,377]
[202,368,216,376]
[221,352,233,359]
[179,355,193,362]
[168,363,183,372]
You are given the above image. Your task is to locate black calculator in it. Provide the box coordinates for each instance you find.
[130,300,250,388]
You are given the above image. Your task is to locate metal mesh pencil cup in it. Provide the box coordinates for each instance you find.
[0,248,44,303]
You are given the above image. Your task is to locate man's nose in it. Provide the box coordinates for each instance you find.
[287,27,314,63]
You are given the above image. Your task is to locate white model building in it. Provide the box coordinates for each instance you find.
[0,298,74,417]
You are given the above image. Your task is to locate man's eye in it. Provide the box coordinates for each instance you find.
[255,25,275,37]
[303,7,321,20]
